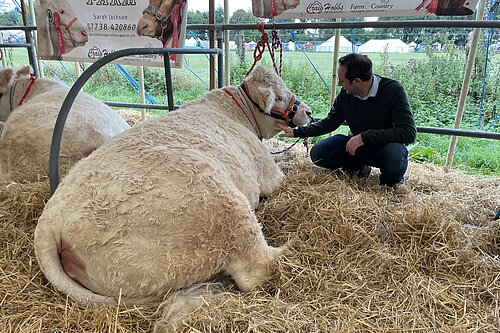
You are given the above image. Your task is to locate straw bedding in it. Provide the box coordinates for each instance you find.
[1,140,499,332]
[115,110,156,127]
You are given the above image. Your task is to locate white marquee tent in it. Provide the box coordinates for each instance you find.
[358,39,410,53]
[316,35,354,53]
[184,37,198,47]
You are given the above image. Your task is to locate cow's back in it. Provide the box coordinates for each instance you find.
[0,86,130,180]
[38,102,279,298]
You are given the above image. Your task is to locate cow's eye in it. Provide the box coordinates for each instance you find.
[0,93,3,99]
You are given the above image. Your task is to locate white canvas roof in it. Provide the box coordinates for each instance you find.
[358,39,410,53]
[184,37,198,47]
[316,35,354,52]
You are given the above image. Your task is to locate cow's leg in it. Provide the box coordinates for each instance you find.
[257,155,284,197]
[224,212,284,292]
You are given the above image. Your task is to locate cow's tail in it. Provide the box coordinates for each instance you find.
[34,223,116,305]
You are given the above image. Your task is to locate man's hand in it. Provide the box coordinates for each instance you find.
[275,122,294,137]
[346,134,364,155]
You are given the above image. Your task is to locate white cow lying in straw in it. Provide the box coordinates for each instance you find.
[35,65,312,305]
[0,66,130,181]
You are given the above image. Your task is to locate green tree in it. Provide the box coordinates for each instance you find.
[187,10,209,40]
[349,15,474,46]
[214,5,224,24]
[229,9,258,41]
[187,6,226,41]
[0,9,19,26]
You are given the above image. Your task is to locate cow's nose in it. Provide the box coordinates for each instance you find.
[79,30,89,43]
[137,21,148,35]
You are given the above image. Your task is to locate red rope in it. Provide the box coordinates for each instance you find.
[270,0,277,17]
[415,0,438,13]
[271,22,282,76]
[167,3,181,61]
[19,73,37,106]
[246,22,280,77]
[222,88,255,130]
[427,0,439,14]
[52,11,66,54]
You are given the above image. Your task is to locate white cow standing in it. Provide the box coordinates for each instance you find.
[34,65,312,306]
[0,66,130,181]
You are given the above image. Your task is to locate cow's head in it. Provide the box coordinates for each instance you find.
[283,0,301,10]
[137,0,179,43]
[42,0,89,55]
[0,66,31,122]
[244,66,312,129]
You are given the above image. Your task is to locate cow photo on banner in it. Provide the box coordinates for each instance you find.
[252,0,479,18]
[35,0,188,67]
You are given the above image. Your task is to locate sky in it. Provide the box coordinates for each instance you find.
[187,0,253,15]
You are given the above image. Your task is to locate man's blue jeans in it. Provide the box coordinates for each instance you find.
[310,134,408,186]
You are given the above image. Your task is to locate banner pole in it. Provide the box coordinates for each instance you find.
[75,62,81,91]
[330,18,341,109]
[209,0,215,89]
[28,0,44,77]
[21,0,38,76]
[0,33,5,68]
[444,0,487,172]
[139,66,146,121]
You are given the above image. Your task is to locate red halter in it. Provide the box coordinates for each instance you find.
[241,80,297,126]
[51,10,78,55]
[18,73,37,106]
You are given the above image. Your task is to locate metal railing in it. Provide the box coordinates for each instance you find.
[187,19,500,31]
[2,19,497,193]
[0,26,38,75]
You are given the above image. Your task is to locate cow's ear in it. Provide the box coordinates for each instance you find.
[256,87,275,114]
[0,68,16,89]
[16,66,32,77]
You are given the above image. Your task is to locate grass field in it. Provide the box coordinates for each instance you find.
[6,47,496,91]
[181,51,431,78]
[3,47,433,89]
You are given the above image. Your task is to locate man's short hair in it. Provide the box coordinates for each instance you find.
[338,53,373,82]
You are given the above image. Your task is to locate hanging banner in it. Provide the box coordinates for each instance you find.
[35,0,188,67]
[252,0,479,19]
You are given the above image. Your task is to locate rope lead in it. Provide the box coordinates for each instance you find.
[246,22,282,77]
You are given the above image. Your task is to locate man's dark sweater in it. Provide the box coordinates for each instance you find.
[294,76,417,146]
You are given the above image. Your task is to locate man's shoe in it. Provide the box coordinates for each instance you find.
[356,165,371,179]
